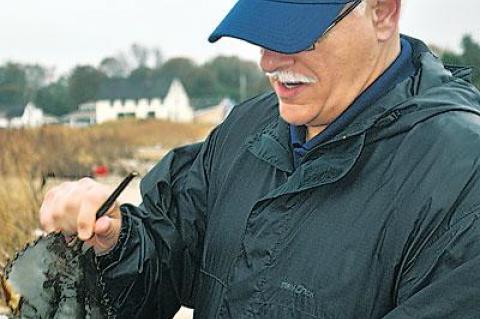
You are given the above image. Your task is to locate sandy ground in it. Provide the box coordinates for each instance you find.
[101,175,193,319]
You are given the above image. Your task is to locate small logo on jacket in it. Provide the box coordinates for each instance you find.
[280,281,314,298]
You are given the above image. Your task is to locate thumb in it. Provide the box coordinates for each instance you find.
[92,215,121,254]
[95,216,114,236]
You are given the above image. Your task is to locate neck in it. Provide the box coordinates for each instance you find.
[306,35,401,141]
[362,35,401,93]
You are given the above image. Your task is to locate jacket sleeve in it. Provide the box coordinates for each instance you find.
[95,129,219,318]
[382,209,480,318]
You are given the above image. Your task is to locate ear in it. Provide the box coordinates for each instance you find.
[371,0,401,41]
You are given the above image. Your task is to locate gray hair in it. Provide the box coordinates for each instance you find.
[353,0,368,16]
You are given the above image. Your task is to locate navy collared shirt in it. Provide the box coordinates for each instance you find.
[290,37,416,168]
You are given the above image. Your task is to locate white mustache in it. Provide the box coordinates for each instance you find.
[265,70,317,84]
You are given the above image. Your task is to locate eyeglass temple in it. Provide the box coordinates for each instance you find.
[321,0,363,37]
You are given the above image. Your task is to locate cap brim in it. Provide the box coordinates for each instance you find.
[208,0,347,54]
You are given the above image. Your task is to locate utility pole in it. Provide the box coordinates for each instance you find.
[239,74,247,102]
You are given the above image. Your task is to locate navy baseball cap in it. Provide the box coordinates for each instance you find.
[208,0,353,54]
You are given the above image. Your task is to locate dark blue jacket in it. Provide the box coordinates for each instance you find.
[97,37,480,318]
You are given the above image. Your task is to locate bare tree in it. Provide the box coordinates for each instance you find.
[152,48,163,69]
[130,43,149,68]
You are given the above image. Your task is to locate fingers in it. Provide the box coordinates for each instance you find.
[77,183,116,239]
[83,214,121,255]
[83,216,112,249]
[39,177,105,235]
[94,204,121,242]
[95,216,113,237]
[39,186,59,233]
[39,177,123,254]
[77,200,97,240]
[56,181,83,234]
[40,182,77,233]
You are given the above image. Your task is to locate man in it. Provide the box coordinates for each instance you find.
[40,0,480,318]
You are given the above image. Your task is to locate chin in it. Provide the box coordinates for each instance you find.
[278,101,312,126]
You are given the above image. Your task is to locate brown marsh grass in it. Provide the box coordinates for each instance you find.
[0,119,213,266]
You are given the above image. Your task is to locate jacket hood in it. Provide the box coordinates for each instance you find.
[320,35,480,145]
[244,36,480,179]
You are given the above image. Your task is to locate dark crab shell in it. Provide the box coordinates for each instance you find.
[0,234,112,318]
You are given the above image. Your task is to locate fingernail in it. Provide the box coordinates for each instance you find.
[78,230,91,240]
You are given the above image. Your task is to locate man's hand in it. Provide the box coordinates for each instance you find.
[39,177,122,255]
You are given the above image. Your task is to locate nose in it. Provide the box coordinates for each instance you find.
[259,48,295,73]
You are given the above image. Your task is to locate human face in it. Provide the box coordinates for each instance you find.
[259,1,381,137]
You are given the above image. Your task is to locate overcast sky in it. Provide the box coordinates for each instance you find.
[1,0,478,76]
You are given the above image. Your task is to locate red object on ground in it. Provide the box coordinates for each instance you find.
[93,165,109,177]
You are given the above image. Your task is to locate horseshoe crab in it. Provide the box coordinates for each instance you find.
[0,233,112,318]
[0,172,139,318]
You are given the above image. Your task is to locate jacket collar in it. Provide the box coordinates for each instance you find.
[246,118,366,197]
[246,115,294,173]
[246,36,480,191]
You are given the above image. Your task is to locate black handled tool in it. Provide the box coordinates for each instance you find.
[95,171,139,219]
[68,171,139,250]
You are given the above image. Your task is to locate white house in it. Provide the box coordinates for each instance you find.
[94,79,194,124]
[0,112,8,128]
[9,103,58,128]
[0,117,8,128]
[62,103,96,127]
